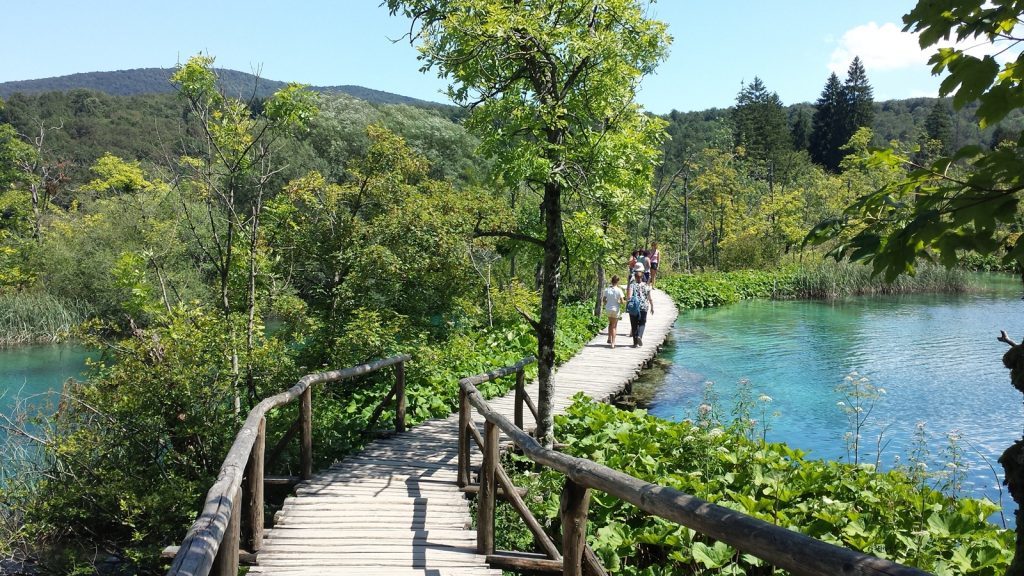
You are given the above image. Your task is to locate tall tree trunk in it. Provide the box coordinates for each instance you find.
[536,179,563,448]
[245,195,262,405]
[683,178,691,273]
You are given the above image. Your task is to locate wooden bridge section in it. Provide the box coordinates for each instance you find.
[247,290,678,575]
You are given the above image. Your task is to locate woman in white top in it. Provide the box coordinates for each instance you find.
[602,275,625,348]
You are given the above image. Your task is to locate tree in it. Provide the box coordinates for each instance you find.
[806,2,1024,569]
[923,99,954,155]
[790,107,812,152]
[809,59,876,172]
[809,73,847,170]
[732,77,791,167]
[171,54,317,405]
[386,0,670,446]
[843,56,875,141]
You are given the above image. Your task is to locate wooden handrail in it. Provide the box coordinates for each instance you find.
[166,354,411,576]
[458,358,933,576]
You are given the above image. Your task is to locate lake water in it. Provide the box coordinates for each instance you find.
[0,344,92,424]
[640,274,1022,523]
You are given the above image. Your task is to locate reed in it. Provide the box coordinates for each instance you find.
[659,260,971,310]
[0,292,91,347]
[790,260,969,299]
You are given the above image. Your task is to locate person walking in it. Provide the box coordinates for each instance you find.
[636,249,651,282]
[626,263,643,344]
[602,275,625,348]
[626,268,654,347]
[649,242,661,287]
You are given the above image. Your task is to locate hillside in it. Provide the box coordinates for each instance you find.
[0,67,453,111]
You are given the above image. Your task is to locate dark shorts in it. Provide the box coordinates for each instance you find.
[650,262,659,271]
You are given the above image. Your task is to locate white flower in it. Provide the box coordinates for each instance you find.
[836,401,846,407]
[708,428,724,438]
[758,394,773,403]
[698,403,712,415]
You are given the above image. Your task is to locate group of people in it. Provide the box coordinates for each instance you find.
[602,242,660,349]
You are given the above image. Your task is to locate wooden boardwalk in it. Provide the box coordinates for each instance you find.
[249,289,678,576]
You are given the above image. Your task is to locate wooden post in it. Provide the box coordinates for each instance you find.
[244,417,265,552]
[300,386,313,480]
[560,478,592,576]
[395,360,407,433]
[458,387,471,488]
[478,420,499,555]
[211,486,241,576]
[514,369,525,430]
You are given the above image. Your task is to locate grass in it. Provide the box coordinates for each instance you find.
[0,292,91,346]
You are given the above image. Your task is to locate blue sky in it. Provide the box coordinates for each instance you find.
[2,1,952,113]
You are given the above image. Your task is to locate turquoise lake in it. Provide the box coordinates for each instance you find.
[0,344,92,428]
[642,274,1022,524]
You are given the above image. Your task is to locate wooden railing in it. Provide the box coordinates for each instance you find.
[165,354,411,576]
[458,357,933,576]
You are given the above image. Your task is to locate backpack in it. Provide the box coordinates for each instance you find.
[626,285,641,314]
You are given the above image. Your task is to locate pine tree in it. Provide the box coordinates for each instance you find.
[790,108,811,152]
[843,56,875,139]
[732,77,791,166]
[809,57,876,172]
[809,72,846,170]
[924,99,954,155]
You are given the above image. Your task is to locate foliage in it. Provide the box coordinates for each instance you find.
[497,397,1013,575]
[265,125,502,336]
[24,160,204,327]
[806,1,1024,280]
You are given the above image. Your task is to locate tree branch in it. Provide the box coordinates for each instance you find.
[514,303,541,332]
[999,330,1019,348]
[473,214,544,247]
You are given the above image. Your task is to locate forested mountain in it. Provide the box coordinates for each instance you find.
[0,67,456,112]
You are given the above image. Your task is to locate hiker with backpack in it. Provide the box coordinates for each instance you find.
[626,266,653,347]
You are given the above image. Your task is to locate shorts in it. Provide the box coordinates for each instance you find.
[606,309,620,319]
[650,262,659,271]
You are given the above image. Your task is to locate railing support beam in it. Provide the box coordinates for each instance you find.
[396,360,407,433]
[244,417,265,552]
[211,486,240,576]
[300,386,312,480]
[478,420,499,555]
[560,479,591,576]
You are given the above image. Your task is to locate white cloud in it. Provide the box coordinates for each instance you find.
[830,20,1024,76]
[828,22,928,74]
